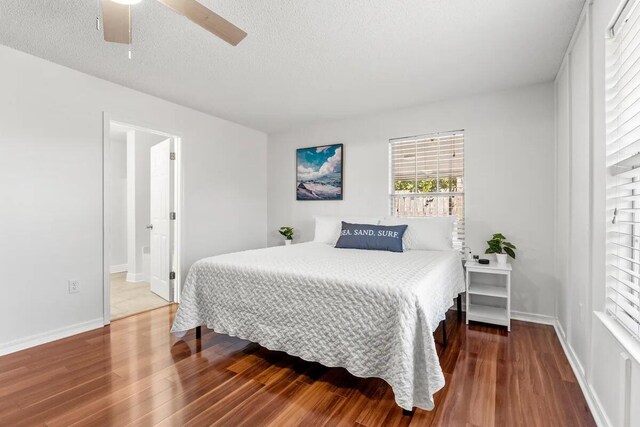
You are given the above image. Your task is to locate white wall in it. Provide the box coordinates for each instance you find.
[555,1,640,426]
[268,82,557,319]
[0,44,267,353]
[110,137,127,269]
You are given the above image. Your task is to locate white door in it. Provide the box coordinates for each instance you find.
[149,139,172,301]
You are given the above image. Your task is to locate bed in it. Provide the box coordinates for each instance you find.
[171,241,465,411]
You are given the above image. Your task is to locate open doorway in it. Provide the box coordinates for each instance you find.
[104,119,181,322]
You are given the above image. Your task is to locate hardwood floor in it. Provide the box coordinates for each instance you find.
[0,305,595,426]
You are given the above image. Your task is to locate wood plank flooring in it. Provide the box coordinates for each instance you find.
[0,305,595,426]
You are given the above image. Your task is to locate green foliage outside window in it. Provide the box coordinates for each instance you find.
[394,177,460,193]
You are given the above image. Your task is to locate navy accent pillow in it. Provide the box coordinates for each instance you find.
[335,222,408,253]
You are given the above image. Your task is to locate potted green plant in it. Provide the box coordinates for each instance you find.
[485,233,516,265]
[279,226,294,246]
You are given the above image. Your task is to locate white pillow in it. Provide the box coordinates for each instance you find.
[313,216,381,245]
[379,216,455,251]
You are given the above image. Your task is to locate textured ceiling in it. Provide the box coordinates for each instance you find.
[0,0,583,133]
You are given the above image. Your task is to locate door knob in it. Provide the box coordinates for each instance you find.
[146,224,153,230]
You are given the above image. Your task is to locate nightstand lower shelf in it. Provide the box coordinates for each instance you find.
[467,304,509,327]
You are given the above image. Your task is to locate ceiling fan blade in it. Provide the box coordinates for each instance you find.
[156,0,247,46]
[102,0,131,44]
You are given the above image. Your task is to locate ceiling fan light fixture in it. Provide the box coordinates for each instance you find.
[111,0,142,5]
[102,0,247,46]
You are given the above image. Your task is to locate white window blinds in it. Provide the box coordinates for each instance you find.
[389,131,464,248]
[606,1,640,340]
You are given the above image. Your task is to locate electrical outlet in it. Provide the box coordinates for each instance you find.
[68,280,80,294]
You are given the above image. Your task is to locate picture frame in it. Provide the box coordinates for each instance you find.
[296,143,343,200]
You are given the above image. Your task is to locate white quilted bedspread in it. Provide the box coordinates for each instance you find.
[171,242,465,410]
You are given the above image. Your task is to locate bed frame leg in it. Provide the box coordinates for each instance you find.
[442,318,447,348]
[402,408,414,416]
[457,293,463,321]
[195,326,202,339]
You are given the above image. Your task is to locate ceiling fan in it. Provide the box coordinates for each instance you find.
[101,0,247,46]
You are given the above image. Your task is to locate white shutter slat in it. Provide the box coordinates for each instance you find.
[606,139,640,166]
[611,294,640,321]
[609,241,640,252]
[609,230,637,237]
[611,166,640,180]
[611,263,640,281]
[610,154,640,175]
[609,274,640,293]
[610,252,640,266]
[610,41,640,89]
[612,2,640,54]
[608,180,640,192]
[607,82,640,122]
[610,282,640,305]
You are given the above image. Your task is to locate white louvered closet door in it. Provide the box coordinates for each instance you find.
[607,0,640,340]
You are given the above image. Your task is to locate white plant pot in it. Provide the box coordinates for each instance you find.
[285,240,292,246]
[496,253,508,265]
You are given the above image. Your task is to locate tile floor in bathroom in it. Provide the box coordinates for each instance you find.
[110,272,171,320]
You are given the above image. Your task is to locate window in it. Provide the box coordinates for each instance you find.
[389,131,464,248]
[606,1,640,340]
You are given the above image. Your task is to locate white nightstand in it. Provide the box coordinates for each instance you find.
[465,261,511,331]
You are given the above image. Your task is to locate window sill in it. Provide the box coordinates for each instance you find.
[595,311,640,366]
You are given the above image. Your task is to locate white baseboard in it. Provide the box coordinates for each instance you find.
[126,272,147,283]
[110,264,128,273]
[511,310,556,325]
[456,304,557,326]
[553,321,610,427]
[0,318,104,356]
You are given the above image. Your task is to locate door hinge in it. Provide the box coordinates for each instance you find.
[170,271,176,280]
[170,152,176,160]
[170,212,176,220]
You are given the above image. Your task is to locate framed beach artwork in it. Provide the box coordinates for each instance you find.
[296,143,343,200]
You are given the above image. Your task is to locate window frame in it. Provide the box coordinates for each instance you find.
[605,0,640,341]
[388,130,465,248]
